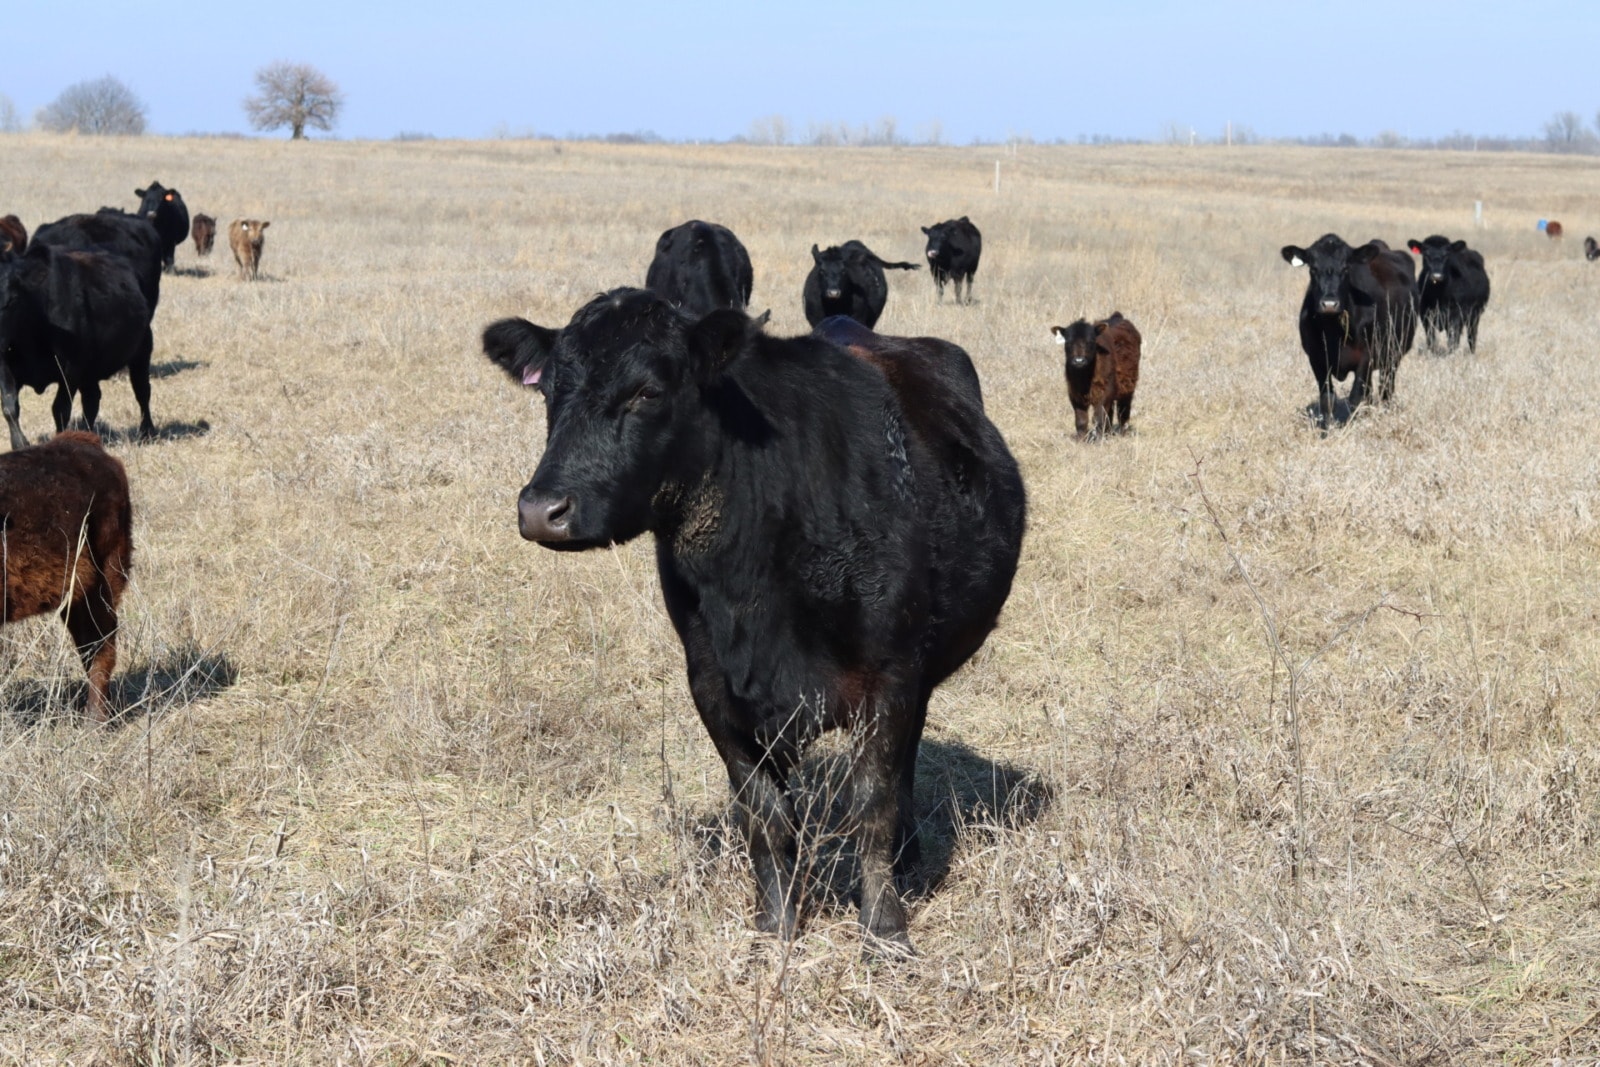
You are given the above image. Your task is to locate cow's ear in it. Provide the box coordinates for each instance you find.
[751,308,772,331]
[1281,245,1306,266]
[688,308,752,381]
[135,187,147,198]
[1350,242,1381,263]
[482,317,557,390]
[1407,239,1423,253]
[260,221,271,229]
[921,226,931,234]
[1093,321,1109,337]
[1050,326,1068,345]
[810,244,821,262]
[1449,240,1466,253]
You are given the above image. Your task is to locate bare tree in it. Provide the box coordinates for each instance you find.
[746,114,789,145]
[36,76,146,135]
[244,61,343,139]
[0,93,19,133]
[1543,110,1587,152]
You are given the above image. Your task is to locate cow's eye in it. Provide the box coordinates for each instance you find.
[626,385,663,411]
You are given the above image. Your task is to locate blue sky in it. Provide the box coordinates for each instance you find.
[5,1,1595,142]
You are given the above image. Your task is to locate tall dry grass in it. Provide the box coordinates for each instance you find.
[0,134,1597,1064]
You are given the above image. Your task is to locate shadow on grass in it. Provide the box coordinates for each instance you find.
[669,736,1051,920]
[150,359,207,380]
[2,645,238,728]
[97,419,213,446]
[1300,397,1355,427]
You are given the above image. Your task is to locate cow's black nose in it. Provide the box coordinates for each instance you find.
[519,492,573,543]
[1319,298,1341,314]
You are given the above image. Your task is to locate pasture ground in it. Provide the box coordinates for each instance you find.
[1,135,1598,1065]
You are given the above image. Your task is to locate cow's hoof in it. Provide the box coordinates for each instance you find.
[862,928,916,962]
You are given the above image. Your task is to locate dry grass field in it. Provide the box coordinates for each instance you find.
[1,133,1598,1065]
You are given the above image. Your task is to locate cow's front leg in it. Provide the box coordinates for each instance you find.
[727,755,800,938]
[1,363,27,450]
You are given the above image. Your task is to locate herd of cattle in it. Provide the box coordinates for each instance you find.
[0,183,272,449]
[0,177,1591,955]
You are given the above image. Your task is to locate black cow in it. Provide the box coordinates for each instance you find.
[644,220,754,315]
[134,182,190,272]
[802,241,920,328]
[1281,234,1417,430]
[0,244,155,450]
[1406,235,1490,354]
[482,290,1026,954]
[921,217,982,304]
[33,212,162,318]
[1585,236,1599,261]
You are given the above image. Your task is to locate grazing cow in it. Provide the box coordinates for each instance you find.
[0,243,155,450]
[0,431,132,723]
[228,219,269,280]
[33,212,163,318]
[0,215,25,256]
[1406,235,1491,354]
[1584,236,1599,261]
[134,182,190,271]
[482,290,1026,954]
[1545,220,1564,240]
[802,241,920,328]
[191,214,216,257]
[921,217,982,304]
[644,220,754,314]
[1049,312,1142,438]
[1281,234,1418,430]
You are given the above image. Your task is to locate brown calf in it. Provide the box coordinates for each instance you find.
[0,214,25,255]
[228,218,269,280]
[1546,220,1564,239]
[1,432,132,723]
[1049,312,1143,438]
[191,214,216,257]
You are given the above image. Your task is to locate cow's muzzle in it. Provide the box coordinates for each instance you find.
[518,491,574,544]
[1429,272,1445,283]
[1318,298,1341,314]
[825,288,842,299]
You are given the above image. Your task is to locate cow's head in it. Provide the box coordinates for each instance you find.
[1406,235,1463,284]
[136,183,182,220]
[922,222,952,262]
[1281,234,1381,315]
[483,288,758,550]
[1051,320,1100,372]
[811,244,850,301]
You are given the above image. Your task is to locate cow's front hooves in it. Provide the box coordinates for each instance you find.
[862,928,916,962]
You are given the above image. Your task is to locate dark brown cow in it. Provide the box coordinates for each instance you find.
[228,218,269,280]
[1049,312,1143,438]
[1584,236,1598,261]
[0,215,24,256]
[1546,220,1564,239]
[0,431,133,723]
[191,214,216,257]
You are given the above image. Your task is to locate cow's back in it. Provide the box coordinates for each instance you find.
[816,324,1025,683]
[1097,314,1142,401]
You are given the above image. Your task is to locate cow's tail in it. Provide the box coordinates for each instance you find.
[875,256,922,271]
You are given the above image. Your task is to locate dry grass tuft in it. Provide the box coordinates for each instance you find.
[0,135,1597,1063]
